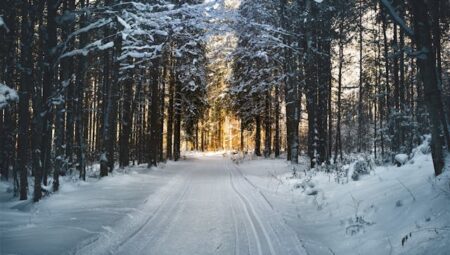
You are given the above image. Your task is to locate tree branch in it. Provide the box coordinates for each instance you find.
[379,0,414,38]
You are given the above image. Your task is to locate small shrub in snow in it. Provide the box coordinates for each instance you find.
[333,163,350,184]
[295,178,319,196]
[351,157,374,181]
[345,216,375,236]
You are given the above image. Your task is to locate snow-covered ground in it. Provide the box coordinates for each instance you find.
[1,155,306,255]
[0,164,178,255]
[1,148,449,255]
[236,152,450,255]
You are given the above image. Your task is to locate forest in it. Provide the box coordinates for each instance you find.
[1,0,448,200]
[0,0,449,254]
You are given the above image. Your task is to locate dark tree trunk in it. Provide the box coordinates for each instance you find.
[119,75,134,168]
[166,62,175,160]
[63,0,76,171]
[148,59,161,167]
[410,0,448,175]
[280,0,299,165]
[255,115,261,156]
[335,23,344,163]
[173,80,181,161]
[381,9,390,158]
[17,0,33,200]
[99,46,113,176]
[274,86,280,158]
[393,23,400,152]
[304,0,316,168]
[159,64,166,161]
[263,91,271,158]
[32,0,57,202]
[0,1,17,182]
[75,0,88,180]
[317,34,331,165]
[240,120,244,151]
[429,0,450,153]
[358,1,364,153]
[106,35,122,173]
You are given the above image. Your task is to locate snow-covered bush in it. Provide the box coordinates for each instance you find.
[394,153,409,166]
[294,177,319,196]
[0,83,19,109]
[351,156,374,181]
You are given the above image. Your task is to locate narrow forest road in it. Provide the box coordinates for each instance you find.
[72,154,307,255]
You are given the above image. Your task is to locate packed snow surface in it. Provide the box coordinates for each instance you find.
[1,150,449,255]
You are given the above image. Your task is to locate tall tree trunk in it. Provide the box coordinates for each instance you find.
[335,23,344,163]
[173,80,181,161]
[42,0,58,189]
[274,86,280,158]
[358,0,364,153]
[17,0,33,200]
[166,61,175,160]
[159,69,166,161]
[75,0,88,180]
[304,0,316,168]
[381,9,390,158]
[410,0,448,175]
[317,33,331,164]
[106,35,122,173]
[399,0,406,150]
[148,59,161,167]
[255,115,261,156]
[263,91,271,158]
[119,74,134,168]
[64,0,76,171]
[0,0,17,181]
[392,22,401,153]
[240,120,244,151]
[281,0,299,165]
[99,49,113,176]
[430,0,450,153]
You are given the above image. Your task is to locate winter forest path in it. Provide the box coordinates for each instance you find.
[71,154,307,255]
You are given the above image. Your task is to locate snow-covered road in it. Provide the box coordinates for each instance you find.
[72,154,306,255]
[2,151,449,255]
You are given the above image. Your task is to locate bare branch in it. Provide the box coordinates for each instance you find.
[379,0,414,37]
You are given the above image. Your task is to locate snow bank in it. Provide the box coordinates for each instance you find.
[0,163,177,255]
[237,145,450,255]
[0,83,19,109]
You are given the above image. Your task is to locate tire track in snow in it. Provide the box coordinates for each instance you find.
[230,161,308,255]
[117,175,193,255]
[231,163,274,210]
[229,183,241,255]
[227,160,276,255]
[70,174,190,255]
[138,176,194,254]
